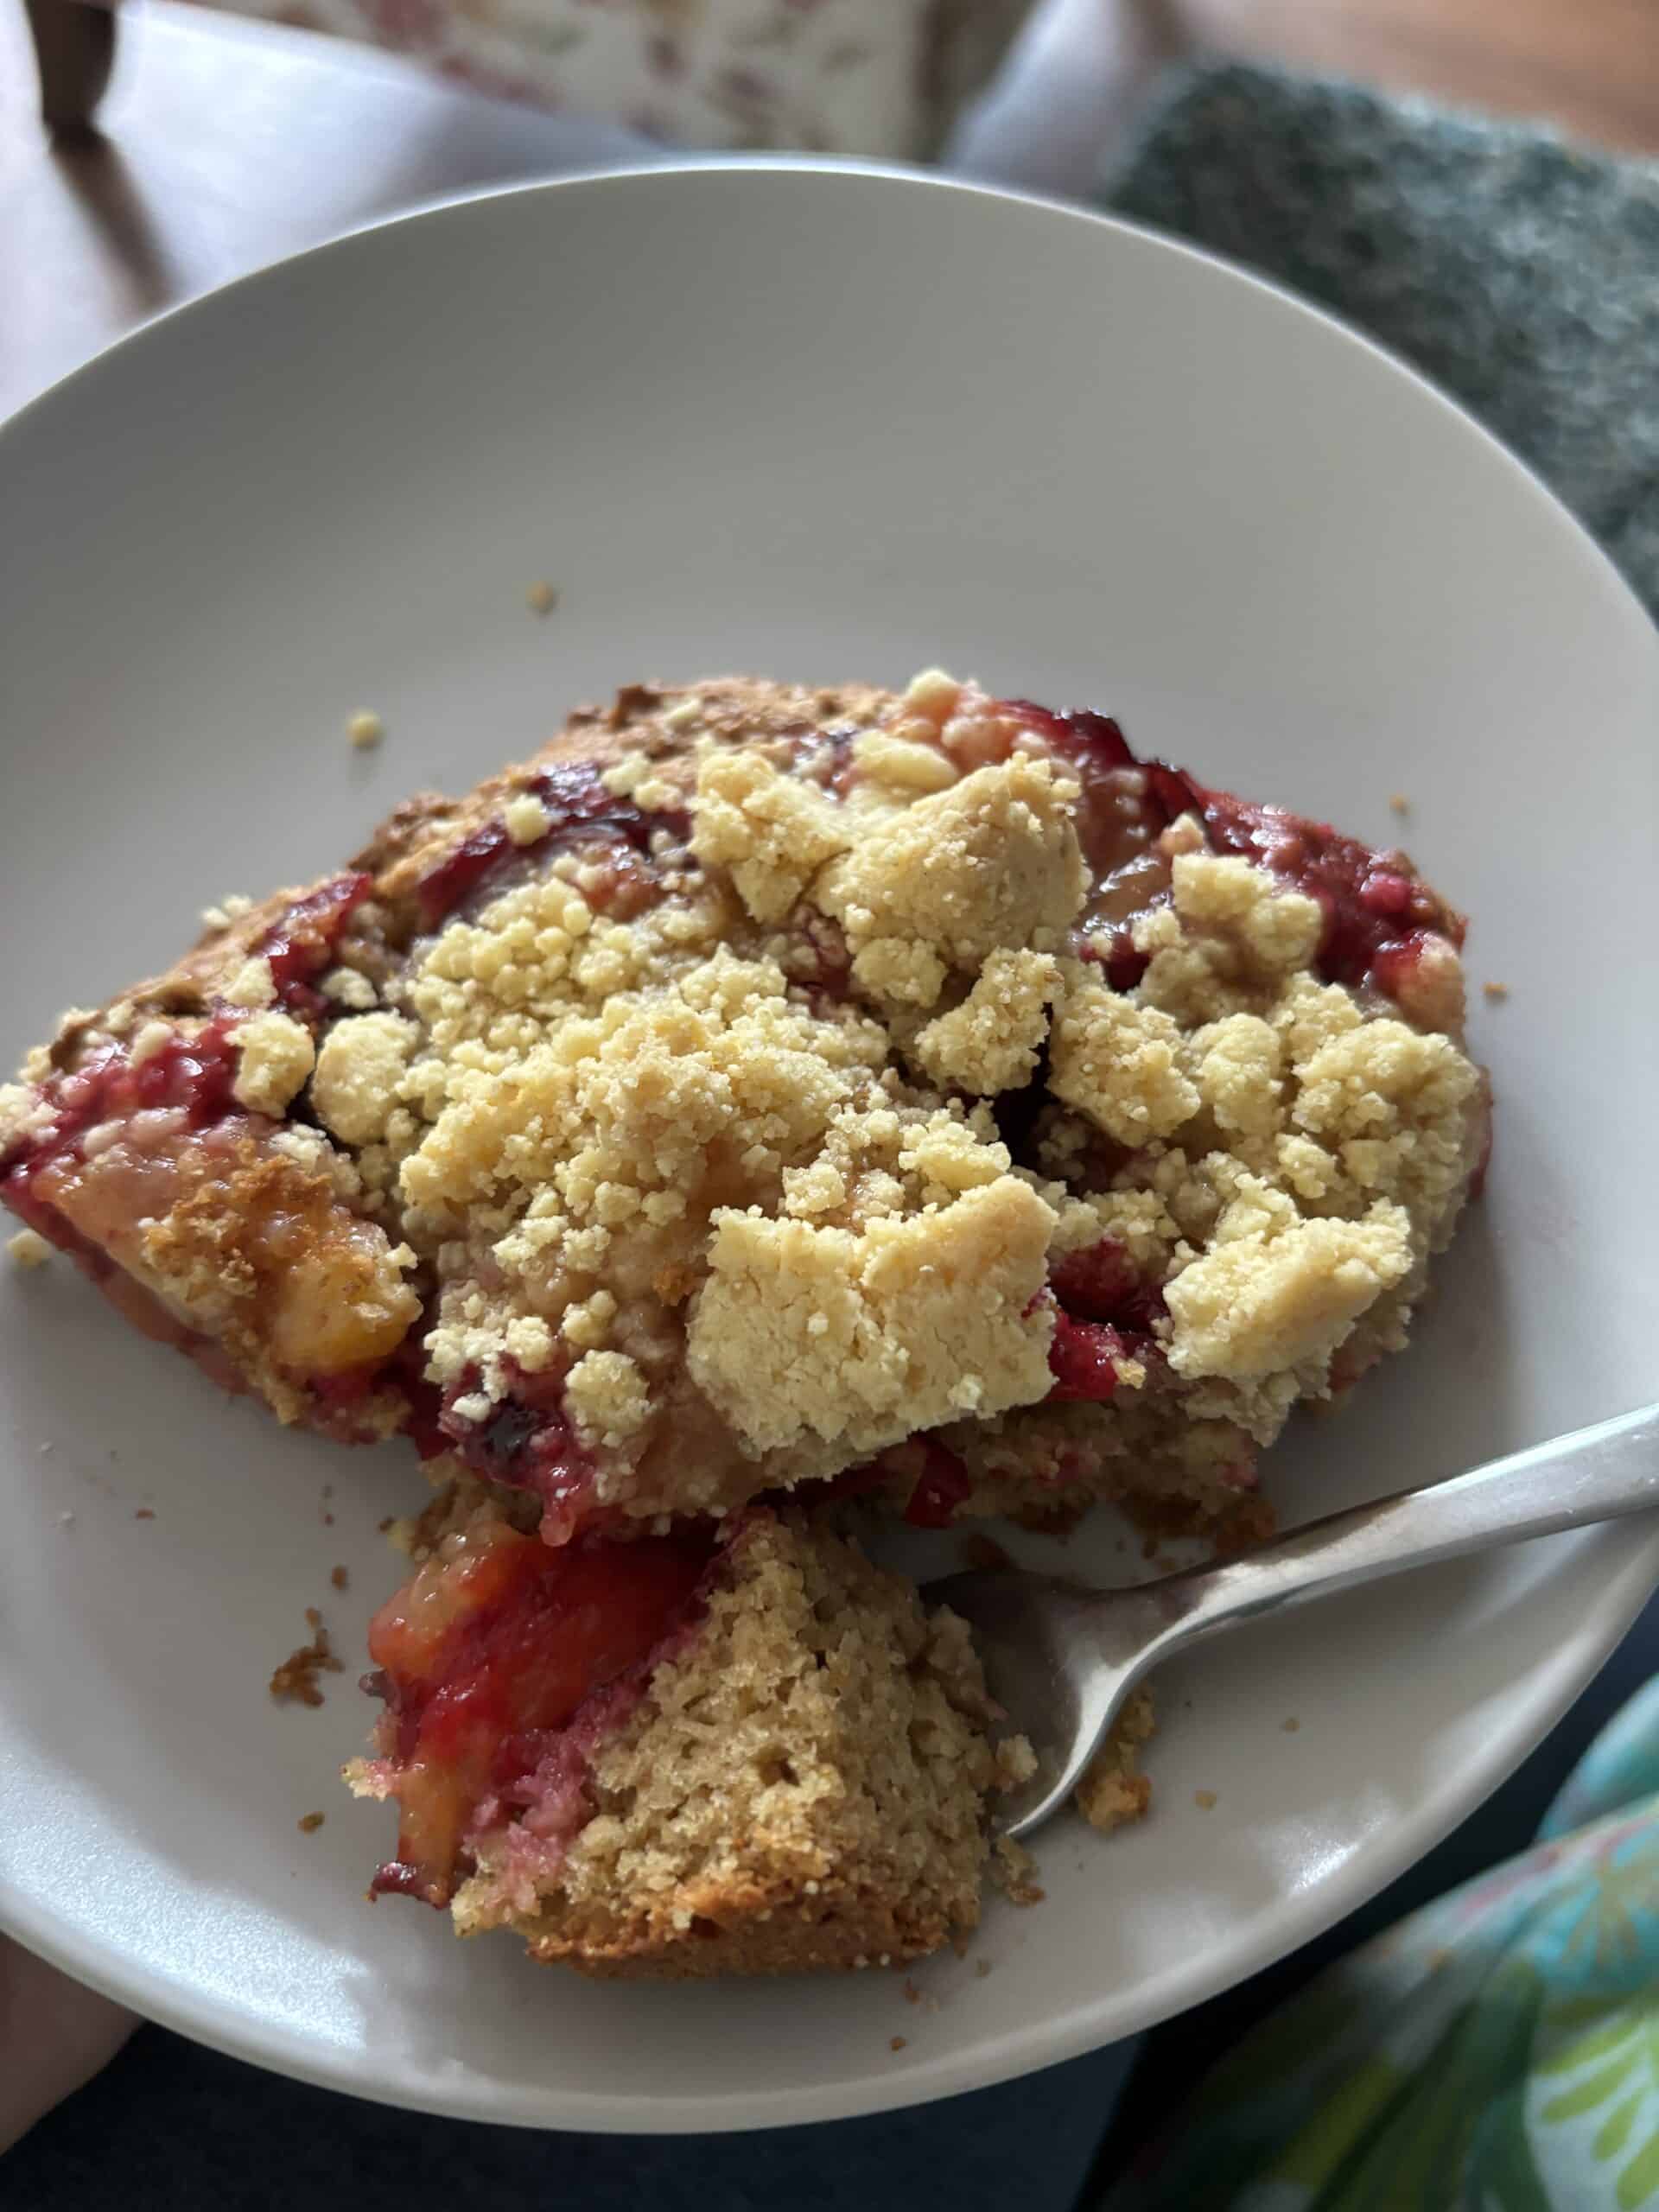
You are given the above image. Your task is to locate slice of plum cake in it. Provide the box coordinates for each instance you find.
[349,1503,1023,1977]
[3,671,1487,1541]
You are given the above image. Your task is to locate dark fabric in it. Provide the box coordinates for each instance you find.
[0,2025,1130,2212]
[1103,62,1659,618]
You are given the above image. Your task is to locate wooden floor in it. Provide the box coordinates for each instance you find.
[1185,0,1659,154]
[4,0,1659,416]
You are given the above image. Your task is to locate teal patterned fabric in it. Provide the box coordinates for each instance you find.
[1103,1689,1659,2210]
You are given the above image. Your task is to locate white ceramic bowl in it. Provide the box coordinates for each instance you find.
[2,164,1656,2133]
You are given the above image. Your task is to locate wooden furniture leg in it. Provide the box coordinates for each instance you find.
[23,0,116,134]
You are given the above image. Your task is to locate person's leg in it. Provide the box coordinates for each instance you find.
[0,1938,135,2156]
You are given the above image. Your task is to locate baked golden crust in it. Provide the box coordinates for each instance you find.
[357,1509,1005,1977]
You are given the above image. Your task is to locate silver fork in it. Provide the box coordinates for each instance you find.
[927,1401,1659,1840]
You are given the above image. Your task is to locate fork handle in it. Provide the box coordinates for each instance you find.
[1140,1399,1659,1656]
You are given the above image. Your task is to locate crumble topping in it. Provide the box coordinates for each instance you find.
[852,730,960,794]
[690,750,849,923]
[3,667,1484,1546]
[504,791,552,846]
[1163,1195,1414,1383]
[311,1013,417,1147]
[1132,855,1324,1027]
[817,755,1086,1008]
[1050,979,1199,1144]
[7,1227,51,1268]
[200,893,254,932]
[231,1009,315,1116]
[912,949,1059,1096]
[225,956,277,1011]
[688,1174,1055,1459]
[128,1020,175,1069]
[335,680,1473,1524]
[563,1347,652,1449]
[320,967,378,1011]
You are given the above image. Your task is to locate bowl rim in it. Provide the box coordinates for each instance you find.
[3,156,1655,2133]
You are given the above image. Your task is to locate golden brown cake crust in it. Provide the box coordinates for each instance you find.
[442,1511,1002,1978]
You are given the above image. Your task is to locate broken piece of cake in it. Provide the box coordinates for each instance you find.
[2,668,1487,1975]
[352,1503,1017,1976]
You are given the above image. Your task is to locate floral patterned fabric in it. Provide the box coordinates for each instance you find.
[1103,1680,1659,2212]
[183,0,1034,157]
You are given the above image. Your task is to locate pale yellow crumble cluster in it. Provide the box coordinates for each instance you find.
[1034,851,1481,1440]
[913,949,1060,1095]
[311,1013,416,1147]
[7,1227,52,1269]
[691,1172,1053,1459]
[290,668,1478,1522]
[231,1009,315,1116]
[817,753,1085,1008]
[690,752,849,924]
[1050,983,1199,1145]
[392,938,1055,1497]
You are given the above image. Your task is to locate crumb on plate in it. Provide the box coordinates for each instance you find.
[347,710,385,750]
[7,1228,51,1268]
[960,1532,1014,1573]
[991,1835,1045,1906]
[270,1611,346,1707]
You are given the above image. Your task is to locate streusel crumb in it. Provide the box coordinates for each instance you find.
[1075,1687,1156,1833]
[1050,980,1198,1144]
[819,755,1085,1006]
[689,1174,1054,1461]
[6,1228,51,1269]
[311,1013,416,1147]
[231,1010,315,1116]
[913,948,1060,1095]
